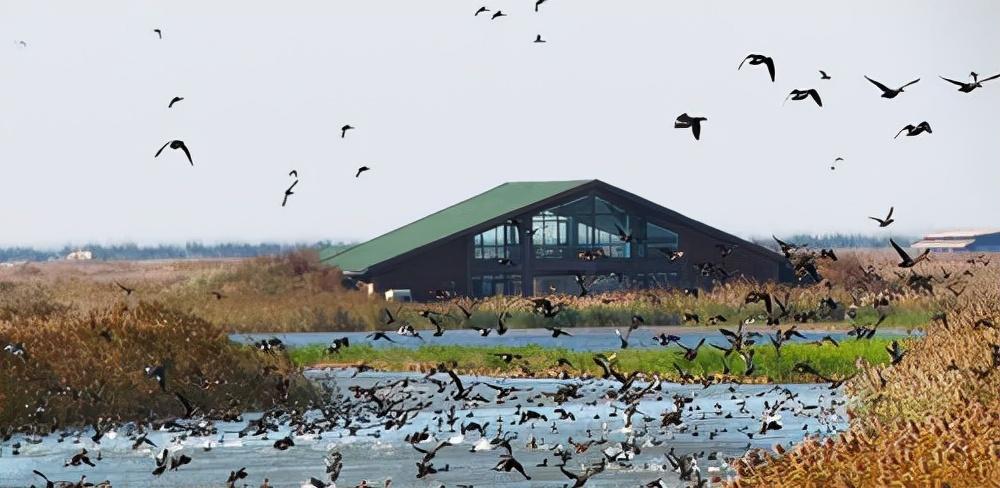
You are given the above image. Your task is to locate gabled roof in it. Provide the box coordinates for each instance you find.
[320,180,593,272]
[921,229,1000,239]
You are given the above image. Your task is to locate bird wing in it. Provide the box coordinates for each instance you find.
[808,89,822,107]
[940,76,965,86]
[178,143,194,166]
[764,57,775,82]
[738,56,751,70]
[154,141,170,158]
[980,73,1000,83]
[886,206,894,219]
[691,121,701,140]
[864,76,891,93]
[286,180,298,193]
[900,78,920,89]
[894,126,911,139]
[889,238,912,263]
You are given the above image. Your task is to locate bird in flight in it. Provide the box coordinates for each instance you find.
[168,96,184,108]
[536,0,547,12]
[895,122,931,139]
[15,40,27,48]
[154,140,193,166]
[288,170,298,178]
[674,113,707,140]
[890,238,930,268]
[864,76,919,99]
[869,207,894,227]
[534,34,546,43]
[341,124,354,138]
[940,71,1000,93]
[475,6,490,16]
[356,166,370,178]
[491,10,506,20]
[153,29,162,39]
[830,157,843,170]
[738,54,775,82]
[784,89,822,107]
[819,70,831,80]
[282,180,298,207]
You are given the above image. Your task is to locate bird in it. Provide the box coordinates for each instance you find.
[830,157,843,170]
[15,40,27,47]
[154,140,194,166]
[168,96,184,108]
[356,166,370,177]
[535,0,547,12]
[341,124,354,138]
[115,281,135,295]
[784,89,822,107]
[869,207,894,227]
[890,238,930,268]
[475,6,489,16]
[738,54,775,82]
[819,70,831,80]
[864,76,919,98]
[288,170,298,178]
[674,113,707,140]
[941,72,1000,93]
[534,34,546,43]
[153,29,162,39]
[895,122,931,139]
[282,180,298,207]
[491,10,506,20]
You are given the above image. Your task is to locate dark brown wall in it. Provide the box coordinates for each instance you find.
[369,238,468,301]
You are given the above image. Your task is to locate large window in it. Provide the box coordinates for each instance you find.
[471,274,522,297]
[532,211,570,258]
[644,222,679,255]
[473,224,519,260]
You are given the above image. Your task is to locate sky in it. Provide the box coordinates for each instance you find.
[1,1,999,247]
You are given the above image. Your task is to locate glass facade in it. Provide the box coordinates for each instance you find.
[473,224,519,260]
[471,274,522,297]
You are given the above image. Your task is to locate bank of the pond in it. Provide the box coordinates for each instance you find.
[290,339,896,383]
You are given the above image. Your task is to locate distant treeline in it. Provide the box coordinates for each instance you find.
[0,241,351,262]
[751,233,918,250]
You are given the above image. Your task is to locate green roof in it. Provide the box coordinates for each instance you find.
[320,180,592,272]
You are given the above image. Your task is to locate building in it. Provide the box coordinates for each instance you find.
[65,250,93,261]
[321,180,793,301]
[911,229,1000,253]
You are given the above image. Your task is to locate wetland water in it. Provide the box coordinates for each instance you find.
[0,371,847,488]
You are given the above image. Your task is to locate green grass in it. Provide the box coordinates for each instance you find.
[289,339,896,383]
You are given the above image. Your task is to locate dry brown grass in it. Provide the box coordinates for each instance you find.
[730,257,1000,487]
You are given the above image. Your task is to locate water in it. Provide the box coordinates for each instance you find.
[0,371,848,488]
[232,325,915,351]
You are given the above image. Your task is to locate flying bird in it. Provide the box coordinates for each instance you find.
[154,140,193,166]
[153,29,162,39]
[534,34,546,43]
[535,0,547,12]
[475,6,490,16]
[864,76,919,99]
[355,166,370,178]
[738,54,775,82]
[15,40,27,47]
[940,72,1000,93]
[869,207,894,227]
[784,89,822,107]
[819,70,831,80]
[830,157,843,170]
[282,180,298,207]
[491,10,506,19]
[890,238,930,268]
[341,124,354,138]
[288,170,298,178]
[895,122,931,139]
[674,113,707,140]
[168,96,184,108]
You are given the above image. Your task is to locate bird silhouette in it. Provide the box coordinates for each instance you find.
[154,140,193,166]
[864,76,919,99]
[738,54,775,82]
[830,157,843,170]
[536,0,547,12]
[941,72,1000,93]
[491,10,506,20]
[153,29,162,39]
[869,207,894,227]
[674,113,707,140]
[356,166,371,178]
[168,96,184,108]
[341,124,354,138]
[282,180,298,207]
[784,89,822,107]
[288,170,298,178]
[534,34,546,43]
[475,6,489,16]
[819,70,831,80]
[890,238,930,268]
[895,122,931,139]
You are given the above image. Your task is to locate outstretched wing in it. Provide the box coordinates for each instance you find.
[808,89,822,107]
[764,56,775,82]
[900,78,920,89]
[886,206,894,220]
[979,73,1000,83]
[939,76,965,87]
[864,76,891,93]
[154,141,170,158]
[179,143,194,166]
[889,238,912,263]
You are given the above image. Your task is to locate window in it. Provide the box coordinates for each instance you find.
[473,224,519,260]
[532,195,635,259]
[471,274,522,297]
[645,222,679,257]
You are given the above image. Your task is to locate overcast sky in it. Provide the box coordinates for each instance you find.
[2,1,998,247]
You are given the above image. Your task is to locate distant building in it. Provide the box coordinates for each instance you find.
[321,180,793,301]
[66,250,93,260]
[911,229,1000,253]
